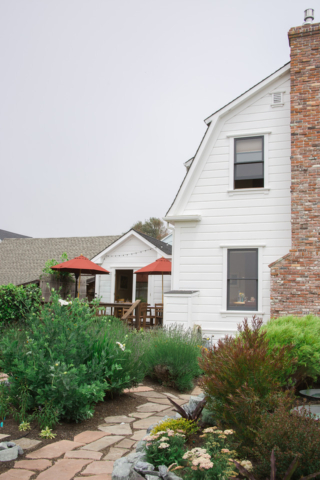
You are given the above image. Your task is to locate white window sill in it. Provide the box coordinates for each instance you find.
[227,188,270,196]
[220,310,265,317]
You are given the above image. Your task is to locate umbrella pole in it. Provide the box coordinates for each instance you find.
[75,272,79,298]
[162,272,163,304]
[78,270,81,299]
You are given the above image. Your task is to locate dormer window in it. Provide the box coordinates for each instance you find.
[234,136,264,189]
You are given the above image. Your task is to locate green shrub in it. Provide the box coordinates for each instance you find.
[151,418,199,438]
[0,292,146,426]
[0,283,41,322]
[144,428,186,467]
[252,402,320,479]
[262,315,320,384]
[144,324,202,391]
[199,317,296,447]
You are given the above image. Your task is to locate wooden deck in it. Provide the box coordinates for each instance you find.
[95,300,163,329]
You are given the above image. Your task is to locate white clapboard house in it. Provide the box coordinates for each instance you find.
[162,12,319,342]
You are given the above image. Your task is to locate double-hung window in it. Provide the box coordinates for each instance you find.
[227,249,258,311]
[234,136,264,189]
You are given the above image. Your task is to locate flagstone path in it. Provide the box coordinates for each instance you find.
[0,384,202,480]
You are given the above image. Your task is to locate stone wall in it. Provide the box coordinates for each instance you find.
[270,22,320,317]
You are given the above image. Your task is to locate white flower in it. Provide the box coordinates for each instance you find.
[158,442,169,449]
[116,342,125,351]
[58,299,70,306]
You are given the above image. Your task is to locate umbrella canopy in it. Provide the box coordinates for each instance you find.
[134,258,171,303]
[134,257,171,275]
[51,254,109,298]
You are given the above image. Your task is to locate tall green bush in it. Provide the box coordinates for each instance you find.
[143,324,202,391]
[0,292,146,426]
[262,315,320,383]
[0,283,41,322]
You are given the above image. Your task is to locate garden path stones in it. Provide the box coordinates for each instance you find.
[116,439,135,449]
[136,403,168,413]
[80,435,124,452]
[74,431,111,444]
[75,476,111,480]
[0,469,35,480]
[13,459,51,471]
[64,450,102,460]
[13,438,41,450]
[132,417,161,430]
[178,394,192,401]
[104,415,135,424]
[26,440,84,459]
[98,424,132,436]
[82,460,114,475]
[103,447,129,461]
[191,386,203,396]
[123,386,153,393]
[36,458,92,480]
[0,436,10,441]
[134,391,166,399]
[130,431,148,441]
[129,412,153,419]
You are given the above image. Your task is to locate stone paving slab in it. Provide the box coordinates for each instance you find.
[103,415,135,424]
[0,434,10,441]
[191,386,203,395]
[136,403,168,413]
[36,458,92,480]
[146,397,185,406]
[159,408,178,417]
[65,450,103,460]
[134,391,166,399]
[75,475,111,480]
[0,469,34,480]
[132,416,162,429]
[98,424,132,436]
[81,435,124,452]
[27,440,84,459]
[13,438,42,450]
[179,394,192,401]
[116,438,135,449]
[128,412,153,419]
[123,386,153,393]
[82,460,114,475]
[131,430,148,441]
[74,431,111,444]
[103,447,129,461]
[14,459,51,471]
[164,393,180,399]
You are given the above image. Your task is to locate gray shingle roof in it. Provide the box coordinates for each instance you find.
[135,231,172,256]
[0,229,30,241]
[0,235,120,286]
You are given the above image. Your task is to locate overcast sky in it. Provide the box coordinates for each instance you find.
[0,0,313,238]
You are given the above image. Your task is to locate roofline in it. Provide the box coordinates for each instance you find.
[91,229,171,263]
[204,62,290,125]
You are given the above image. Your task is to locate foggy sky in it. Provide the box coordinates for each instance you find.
[0,0,312,238]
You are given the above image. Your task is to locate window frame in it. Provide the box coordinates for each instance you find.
[234,136,264,190]
[226,248,258,311]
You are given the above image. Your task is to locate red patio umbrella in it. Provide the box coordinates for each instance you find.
[51,254,110,298]
[134,257,171,303]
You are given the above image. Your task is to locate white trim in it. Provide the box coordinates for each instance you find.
[172,226,180,290]
[226,129,272,138]
[163,291,200,298]
[221,245,264,313]
[163,215,202,224]
[227,188,270,196]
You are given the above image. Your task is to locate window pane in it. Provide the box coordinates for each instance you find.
[235,137,263,164]
[235,162,263,180]
[227,279,258,310]
[236,150,263,163]
[228,250,258,279]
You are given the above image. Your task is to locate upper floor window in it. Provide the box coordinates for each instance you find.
[234,136,264,189]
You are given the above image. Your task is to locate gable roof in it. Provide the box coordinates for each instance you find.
[0,229,31,241]
[0,235,120,286]
[165,62,291,217]
[91,229,172,262]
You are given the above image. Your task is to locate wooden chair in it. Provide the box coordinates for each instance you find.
[155,304,163,326]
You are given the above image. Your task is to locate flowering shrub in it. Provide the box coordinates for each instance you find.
[151,418,199,438]
[144,324,202,391]
[199,317,296,447]
[252,402,320,479]
[0,291,146,427]
[144,428,186,467]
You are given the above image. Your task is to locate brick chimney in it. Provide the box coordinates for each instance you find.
[269,16,320,317]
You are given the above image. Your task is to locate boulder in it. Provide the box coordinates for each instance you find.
[0,441,23,462]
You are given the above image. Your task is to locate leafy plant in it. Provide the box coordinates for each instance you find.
[251,402,320,479]
[233,449,320,480]
[167,396,206,422]
[144,428,186,467]
[0,283,41,322]
[39,427,56,439]
[19,421,31,432]
[144,324,203,391]
[41,252,73,280]
[151,418,199,438]
[199,317,296,447]
[262,315,320,384]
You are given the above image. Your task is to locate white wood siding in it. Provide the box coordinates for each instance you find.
[165,74,291,339]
